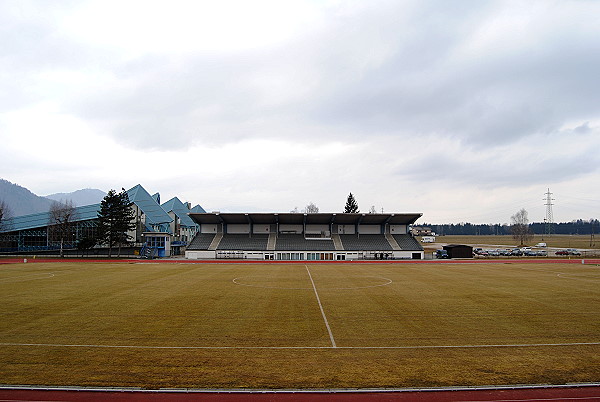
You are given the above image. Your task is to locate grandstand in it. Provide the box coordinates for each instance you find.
[186,212,424,260]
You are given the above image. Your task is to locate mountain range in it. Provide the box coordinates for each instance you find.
[45,188,106,207]
[0,179,105,218]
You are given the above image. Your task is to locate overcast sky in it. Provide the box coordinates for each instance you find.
[1,0,599,224]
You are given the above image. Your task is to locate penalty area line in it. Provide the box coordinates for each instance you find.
[305,265,337,348]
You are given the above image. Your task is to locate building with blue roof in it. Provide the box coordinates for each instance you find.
[160,197,203,255]
[0,184,204,257]
[190,205,206,213]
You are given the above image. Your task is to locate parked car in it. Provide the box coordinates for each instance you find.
[535,242,547,248]
[536,250,548,256]
[435,249,449,259]
[523,250,538,256]
[566,248,581,256]
[473,248,489,256]
[555,250,569,256]
[510,248,523,256]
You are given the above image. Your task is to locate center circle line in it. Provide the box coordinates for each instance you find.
[232,275,393,290]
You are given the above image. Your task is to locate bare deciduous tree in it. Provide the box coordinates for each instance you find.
[48,200,77,258]
[511,208,533,246]
[304,202,319,213]
[0,199,12,232]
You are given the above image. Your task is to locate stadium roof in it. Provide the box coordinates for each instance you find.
[189,213,422,226]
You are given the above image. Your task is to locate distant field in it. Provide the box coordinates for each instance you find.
[433,235,599,250]
[1,261,599,389]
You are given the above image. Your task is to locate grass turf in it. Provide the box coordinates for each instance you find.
[0,261,599,388]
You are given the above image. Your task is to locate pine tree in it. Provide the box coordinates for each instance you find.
[344,192,359,213]
[97,189,136,257]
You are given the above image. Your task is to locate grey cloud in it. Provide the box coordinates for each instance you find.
[394,127,600,189]
[574,122,591,134]
[306,2,600,146]
[10,0,599,152]
[0,3,119,113]
[69,52,281,149]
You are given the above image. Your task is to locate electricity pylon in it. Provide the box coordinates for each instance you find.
[544,188,554,238]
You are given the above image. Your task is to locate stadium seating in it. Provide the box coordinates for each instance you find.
[217,234,269,250]
[187,232,423,254]
[275,234,335,251]
[187,233,216,250]
[392,234,424,250]
[339,234,393,251]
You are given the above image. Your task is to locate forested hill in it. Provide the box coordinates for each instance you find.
[0,179,53,217]
[0,179,105,218]
[424,220,600,236]
[45,188,105,206]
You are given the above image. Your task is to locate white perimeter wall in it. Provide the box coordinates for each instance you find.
[393,250,423,259]
[357,225,380,234]
[186,250,215,259]
[390,225,408,234]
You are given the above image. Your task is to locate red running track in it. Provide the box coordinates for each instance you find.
[1,385,600,401]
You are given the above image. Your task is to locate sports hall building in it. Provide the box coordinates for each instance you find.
[0,184,205,257]
[186,212,424,261]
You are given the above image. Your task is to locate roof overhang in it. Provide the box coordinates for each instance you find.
[189,213,422,226]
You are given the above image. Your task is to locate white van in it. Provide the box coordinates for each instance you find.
[421,236,436,243]
[535,242,547,248]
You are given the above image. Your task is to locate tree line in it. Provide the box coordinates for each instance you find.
[423,219,600,236]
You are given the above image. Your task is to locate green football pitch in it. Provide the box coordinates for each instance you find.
[1,261,599,389]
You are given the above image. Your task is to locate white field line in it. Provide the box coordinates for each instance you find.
[231,275,392,290]
[305,265,337,348]
[1,342,599,350]
[0,273,55,283]
[517,266,600,281]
